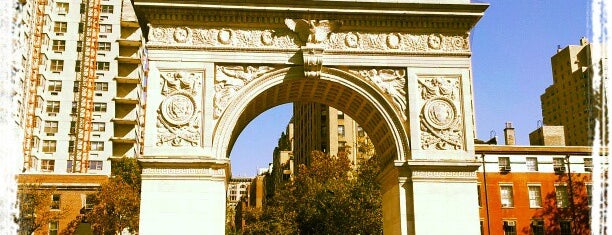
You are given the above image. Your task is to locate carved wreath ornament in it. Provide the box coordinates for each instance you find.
[157,71,202,147]
[418,77,463,150]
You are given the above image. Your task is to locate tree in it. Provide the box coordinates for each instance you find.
[63,157,141,235]
[16,183,71,235]
[241,151,383,234]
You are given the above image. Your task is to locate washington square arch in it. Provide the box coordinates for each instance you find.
[130,0,488,234]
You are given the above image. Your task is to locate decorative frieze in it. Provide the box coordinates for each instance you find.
[142,167,226,176]
[157,71,202,147]
[213,65,276,119]
[350,68,407,119]
[418,76,464,150]
[411,170,476,179]
[146,25,469,54]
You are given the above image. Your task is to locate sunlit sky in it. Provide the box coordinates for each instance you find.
[230,1,590,177]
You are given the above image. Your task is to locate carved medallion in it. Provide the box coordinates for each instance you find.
[418,77,463,150]
[173,27,190,43]
[386,33,400,49]
[345,32,359,48]
[218,29,233,44]
[427,34,442,50]
[157,71,202,147]
[161,92,195,126]
[261,30,274,45]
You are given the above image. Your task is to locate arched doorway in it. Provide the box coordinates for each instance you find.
[132,1,487,234]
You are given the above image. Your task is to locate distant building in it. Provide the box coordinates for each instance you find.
[541,37,607,146]
[226,177,251,231]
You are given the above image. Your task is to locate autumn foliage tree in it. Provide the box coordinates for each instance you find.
[63,157,141,235]
[241,150,383,234]
[16,183,71,235]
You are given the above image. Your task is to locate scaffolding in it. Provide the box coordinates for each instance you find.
[71,0,101,173]
[22,0,47,170]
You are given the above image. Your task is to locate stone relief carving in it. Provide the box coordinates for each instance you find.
[350,68,407,119]
[418,76,463,150]
[213,65,276,119]
[146,25,469,54]
[142,168,226,176]
[157,71,202,147]
[412,170,476,179]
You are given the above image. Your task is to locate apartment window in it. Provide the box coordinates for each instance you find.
[101,5,113,13]
[97,62,110,71]
[47,80,62,92]
[68,140,74,153]
[50,60,64,72]
[41,159,55,171]
[500,185,514,208]
[93,103,107,112]
[51,194,60,210]
[55,2,69,14]
[584,158,593,172]
[95,82,108,91]
[338,125,345,137]
[46,101,60,113]
[555,185,569,208]
[53,22,67,33]
[100,24,112,33]
[66,160,73,173]
[531,219,544,235]
[85,194,95,210]
[44,121,58,133]
[528,185,542,208]
[98,42,111,51]
[76,41,82,52]
[337,110,344,119]
[503,220,517,235]
[499,157,511,171]
[42,140,57,153]
[51,40,65,52]
[91,141,104,151]
[560,221,571,235]
[74,60,81,73]
[526,157,538,171]
[586,184,592,206]
[89,160,103,170]
[49,221,59,235]
[553,157,565,167]
[71,102,77,114]
[92,122,105,132]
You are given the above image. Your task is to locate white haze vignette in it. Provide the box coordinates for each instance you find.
[0,0,20,233]
[590,0,611,234]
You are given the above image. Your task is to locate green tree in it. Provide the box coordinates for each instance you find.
[241,151,383,234]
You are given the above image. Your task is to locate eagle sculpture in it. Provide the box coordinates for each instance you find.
[285,19,341,44]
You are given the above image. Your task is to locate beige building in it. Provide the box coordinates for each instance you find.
[293,102,373,169]
[541,37,602,146]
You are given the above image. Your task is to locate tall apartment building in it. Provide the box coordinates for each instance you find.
[293,102,373,169]
[15,0,145,173]
[541,37,605,146]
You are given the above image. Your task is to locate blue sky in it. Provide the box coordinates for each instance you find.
[230,1,589,177]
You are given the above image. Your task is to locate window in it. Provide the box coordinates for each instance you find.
[528,185,542,208]
[100,24,112,33]
[98,42,111,51]
[76,41,82,52]
[503,220,517,235]
[477,184,482,207]
[553,157,565,167]
[74,60,81,72]
[101,5,113,13]
[337,125,345,137]
[531,219,544,235]
[85,194,95,210]
[41,159,55,171]
[51,40,65,52]
[51,194,60,210]
[55,2,69,14]
[71,102,77,114]
[95,82,108,91]
[93,103,107,112]
[526,157,538,171]
[586,184,592,206]
[499,157,511,171]
[50,60,64,72]
[337,110,344,119]
[92,122,105,132]
[91,141,104,151]
[89,160,103,170]
[46,101,60,113]
[560,221,571,235]
[97,62,110,71]
[44,121,58,133]
[53,22,67,33]
[584,158,593,172]
[66,160,73,173]
[500,185,514,207]
[49,221,59,235]
[555,185,568,208]
[47,80,62,92]
[68,140,74,153]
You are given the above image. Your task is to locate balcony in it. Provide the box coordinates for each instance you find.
[116,56,140,64]
[114,97,139,105]
[114,76,139,84]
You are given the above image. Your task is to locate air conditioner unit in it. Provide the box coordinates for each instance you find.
[500,166,511,172]
[585,167,593,172]
[554,166,566,173]
[50,92,58,95]
[505,221,516,226]
[46,133,54,136]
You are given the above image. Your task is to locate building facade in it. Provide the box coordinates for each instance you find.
[541,37,601,146]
